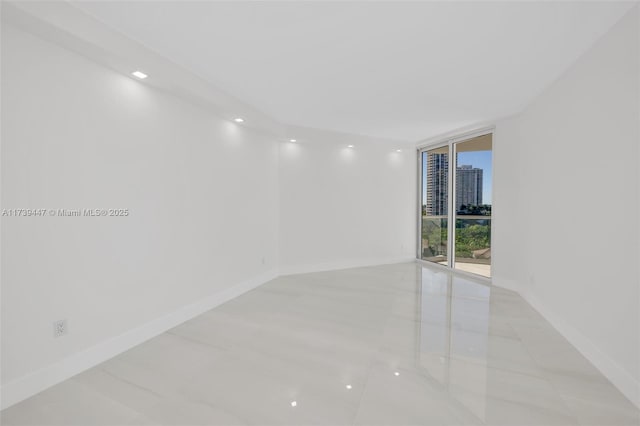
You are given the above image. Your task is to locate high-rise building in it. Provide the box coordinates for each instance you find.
[456,164,483,210]
[425,155,484,215]
[425,152,449,216]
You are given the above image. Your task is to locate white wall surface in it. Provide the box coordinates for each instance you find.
[278,127,416,274]
[491,118,523,293]
[1,22,279,394]
[493,7,640,406]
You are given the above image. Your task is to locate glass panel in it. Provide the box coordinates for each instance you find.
[453,134,492,277]
[421,146,449,266]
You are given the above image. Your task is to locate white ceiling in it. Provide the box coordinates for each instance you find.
[70,1,634,142]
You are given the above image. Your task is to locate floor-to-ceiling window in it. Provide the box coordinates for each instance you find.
[420,145,450,267]
[419,131,493,278]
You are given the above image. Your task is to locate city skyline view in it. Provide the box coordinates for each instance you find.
[422,150,493,212]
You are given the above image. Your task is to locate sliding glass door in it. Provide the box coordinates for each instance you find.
[419,132,493,278]
[453,134,492,277]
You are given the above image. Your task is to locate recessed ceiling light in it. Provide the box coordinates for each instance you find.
[394,371,400,376]
[290,401,297,407]
[234,118,244,123]
[289,139,297,143]
[396,149,402,153]
[345,384,352,390]
[131,71,148,79]
[347,145,354,148]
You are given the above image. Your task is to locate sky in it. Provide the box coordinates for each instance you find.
[421,150,492,205]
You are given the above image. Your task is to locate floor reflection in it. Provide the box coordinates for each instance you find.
[419,269,490,422]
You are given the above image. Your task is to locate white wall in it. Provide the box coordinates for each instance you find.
[492,7,640,406]
[1,23,279,403]
[491,118,523,293]
[278,127,416,274]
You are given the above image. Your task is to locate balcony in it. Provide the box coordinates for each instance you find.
[421,215,491,278]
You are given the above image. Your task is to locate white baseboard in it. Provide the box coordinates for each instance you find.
[523,290,640,409]
[0,268,278,410]
[278,256,416,276]
[491,276,520,293]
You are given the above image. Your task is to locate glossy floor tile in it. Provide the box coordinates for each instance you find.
[2,263,639,425]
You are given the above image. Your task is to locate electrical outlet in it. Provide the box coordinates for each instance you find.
[261,257,266,265]
[53,319,67,338]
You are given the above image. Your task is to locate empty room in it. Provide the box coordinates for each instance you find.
[1,1,639,425]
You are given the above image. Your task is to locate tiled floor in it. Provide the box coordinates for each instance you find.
[2,263,639,425]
